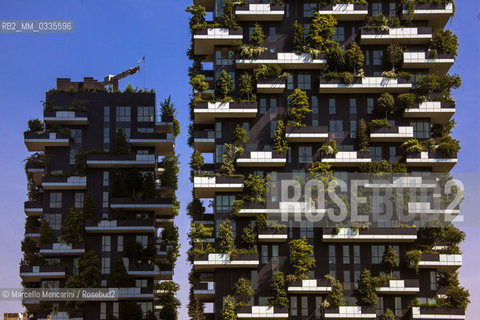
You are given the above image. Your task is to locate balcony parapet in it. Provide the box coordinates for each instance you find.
[193,253,259,270]
[285,125,328,142]
[24,132,69,152]
[318,3,368,20]
[235,3,285,21]
[406,151,457,172]
[236,52,326,69]
[404,101,455,123]
[85,219,155,233]
[321,151,371,166]
[324,306,376,319]
[319,77,412,93]
[39,243,85,255]
[194,175,244,198]
[322,227,417,242]
[86,154,156,168]
[42,176,86,190]
[411,306,465,320]
[237,151,287,167]
[110,197,174,215]
[43,110,88,125]
[376,279,420,294]
[237,306,289,319]
[194,102,258,124]
[369,126,414,142]
[360,27,433,45]
[401,2,454,28]
[419,253,462,272]
[288,278,332,294]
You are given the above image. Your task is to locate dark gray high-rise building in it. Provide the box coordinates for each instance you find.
[187,1,465,319]
[22,77,180,319]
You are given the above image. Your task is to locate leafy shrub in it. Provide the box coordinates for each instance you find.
[28,119,44,132]
[402,138,424,155]
[273,120,289,153]
[397,93,417,109]
[437,135,460,158]
[374,93,395,119]
[254,64,283,80]
[289,237,315,279]
[269,271,288,307]
[405,250,422,273]
[306,13,337,51]
[287,89,311,127]
[215,70,234,100]
[368,118,391,128]
[356,269,378,306]
[430,29,459,58]
[319,139,338,156]
[291,21,305,54]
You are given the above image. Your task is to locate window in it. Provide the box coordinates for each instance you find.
[430,271,437,290]
[329,98,336,114]
[100,303,107,320]
[344,270,351,290]
[215,122,222,139]
[371,245,385,264]
[272,245,279,273]
[216,195,235,212]
[286,3,290,17]
[215,48,234,66]
[44,213,61,230]
[367,98,374,114]
[312,96,318,114]
[270,121,277,139]
[137,127,154,133]
[354,246,360,264]
[104,107,110,122]
[73,258,79,275]
[117,236,124,252]
[251,270,258,290]
[101,257,110,274]
[394,297,402,317]
[137,106,155,122]
[103,192,109,208]
[365,51,370,65]
[303,24,310,39]
[113,302,119,318]
[329,245,336,266]
[287,74,294,90]
[116,106,131,122]
[117,127,130,138]
[243,122,250,139]
[69,148,77,165]
[261,245,268,264]
[333,27,345,42]
[300,220,314,238]
[301,296,308,316]
[373,50,383,66]
[259,98,267,114]
[376,297,384,316]
[74,193,84,208]
[329,120,343,138]
[104,127,110,144]
[304,3,316,17]
[71,129,82,144]
[389,146,396,162]
[343,245,350,264]
[350,121,357,138]
[354,270,361,289]
[298,74,311,90]
[372,3,382,16]
[103,171,109,186]
[41,280,60,288]
[136,235,148,248]
[50,193,62,208]
[269,27,276,41]
[136,279,148,288]
[215,144,226,163]
[349,98,357,114]
[369,146,382,161]
[270,98,277,114]
[291,297,298,316]
[298,147,312,163]
[389,3,396,17]
[315,297,323,318]
[288,147,292,163]
[102,236,111,252]
[411,121,430,138]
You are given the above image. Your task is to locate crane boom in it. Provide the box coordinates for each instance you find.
[102,61,142,91]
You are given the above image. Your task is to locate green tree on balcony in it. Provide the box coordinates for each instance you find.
[430,29,459,58]
[39,220,55,244]
[238,72,254,101]
[61,208,85,244]
[112,256,135,287]
[216,70,234,101]
[374,93,395,120]
[287,89,311,128]
[160,152,180,190]
[219,144,236,176]
[221,0,239,29]
[380,309,395,320]
[118,301,143,320]
[190,74,209,98]
[113,128,129,155]
[381,245,399,278]
[188,289,206,320]
[273,120,289,153]
[306,13,336,51]
[243,173,270,202]
[73,149,87,176]
[241,225,256,251]
[222,295,237,320]
[385,43,404,73]
[356,269,378,306]
[83,192,97,222]
[289,237,315,279]
[161,95,180,138]
[234,277,255,306]
[291,21,305,54]
[27,118,44,132]
[325,275,344,308]
[190,149,205,176]
[185,4,207,32]
[217,219,234,253]
[158,281,181,320]
[234,124,248,156]
[345,42,364,75]
[269,271,289,307]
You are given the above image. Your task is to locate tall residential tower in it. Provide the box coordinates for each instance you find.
[187,1,466,319]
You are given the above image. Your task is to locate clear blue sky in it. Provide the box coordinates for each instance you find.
[0,0,479,317]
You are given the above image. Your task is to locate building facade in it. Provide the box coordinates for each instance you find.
[188,1,465,319]
[22,78,180,319]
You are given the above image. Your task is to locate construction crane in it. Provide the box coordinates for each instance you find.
[102,57,144,91]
